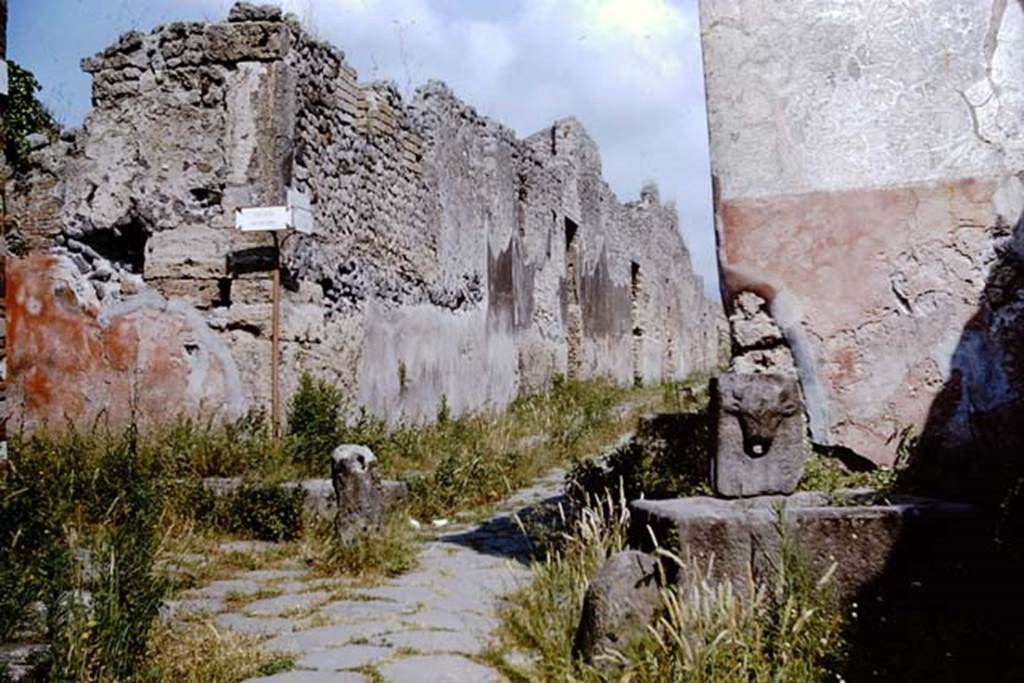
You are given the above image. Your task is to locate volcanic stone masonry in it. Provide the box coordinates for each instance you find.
[3,2,721,432]
[701,0,1024,468]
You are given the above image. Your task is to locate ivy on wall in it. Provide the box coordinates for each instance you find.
[3,60,57,172]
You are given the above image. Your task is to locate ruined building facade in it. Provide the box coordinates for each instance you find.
[701,0,1024,471]
[5,3,719,431]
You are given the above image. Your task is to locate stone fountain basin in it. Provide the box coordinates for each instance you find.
[629,490,984,600]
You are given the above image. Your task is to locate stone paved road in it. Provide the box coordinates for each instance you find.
[166,469,567,682]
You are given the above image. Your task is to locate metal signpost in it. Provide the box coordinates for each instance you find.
[234,189,314,448]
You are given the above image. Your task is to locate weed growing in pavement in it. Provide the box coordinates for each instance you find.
[302,511,419,581]
[493,486,846,682]
[142,616,295,682]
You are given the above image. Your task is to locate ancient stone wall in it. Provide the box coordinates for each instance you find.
[700,0,1024,469]
[4,2,720,432]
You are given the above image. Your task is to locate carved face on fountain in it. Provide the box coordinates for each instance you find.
[720,374,800,458]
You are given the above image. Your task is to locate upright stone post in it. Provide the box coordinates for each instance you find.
[330,444,385,543]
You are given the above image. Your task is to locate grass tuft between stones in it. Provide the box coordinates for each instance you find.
[143,617,295,682]
[302,511,419,581]
[492,486,846,682]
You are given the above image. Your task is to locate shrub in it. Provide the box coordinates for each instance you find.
[566,412,712,507]
[337,406,389,455]
[495,486,633,680]
[1,426,170,681]
[613,543,845,682]
[3,60,58,171]
[658,375,711,414]
[286,372,344,471]
[220,483,305,542]
[280,373,661,520]
[798,451,895,495]
[0,478,47,640]
[158,409,275,479]
[389,376,648,519]
[436,394,451,425]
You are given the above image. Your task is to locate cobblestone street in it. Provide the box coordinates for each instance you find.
[166,470,566,682]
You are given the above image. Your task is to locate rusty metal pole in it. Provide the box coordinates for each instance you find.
[271,237,281,449]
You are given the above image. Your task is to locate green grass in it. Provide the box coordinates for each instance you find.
[492,487,847,682]
[142,617,295,682]
[13,373,669,523]
[1,426,170,681]
[797,454,896,494]
[493,487,633,681]
[302,511,419,581]
[2,374,679,679]
[331,374,667,520]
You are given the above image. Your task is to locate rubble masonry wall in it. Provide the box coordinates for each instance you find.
[5,3,720,431]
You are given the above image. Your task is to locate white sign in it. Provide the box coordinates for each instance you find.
[233,188,316,234]
[235,205,289,232]
[288,188,314,235]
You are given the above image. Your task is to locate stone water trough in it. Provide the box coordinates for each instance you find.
[574,371,986,664]
[630,490,982,601]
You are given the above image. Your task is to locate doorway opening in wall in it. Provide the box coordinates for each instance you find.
[631,261,643,386]
[565,217,583,380]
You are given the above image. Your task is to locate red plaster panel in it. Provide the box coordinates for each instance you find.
[6,255,232,432]
[718,178,1000,465]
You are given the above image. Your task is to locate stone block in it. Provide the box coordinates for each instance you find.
[712,372,806,497]
[225,302,271,336]
[227,2,283,23]
[150,277,224,309]
[231,277,273,304]
[630,492,984,601]
[226,299,324,342]
[225,242,276,277]
[731,347,797,377]
[296,645,392,672]
[382,479,409,509]
[282,300,325,342]
[146,226,228,280]
[573,550,662,665]
[282,477,406,520]
[729,292,783,350]
[377,655,501,683]
[331,445,385,544]
[206,22,291,62]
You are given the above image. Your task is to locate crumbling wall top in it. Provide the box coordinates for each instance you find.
[227,2,283,23]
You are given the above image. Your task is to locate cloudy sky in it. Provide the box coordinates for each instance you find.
[9,0,718,295]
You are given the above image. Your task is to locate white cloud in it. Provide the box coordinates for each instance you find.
[13,0,718,294]
[277,0,718,293]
